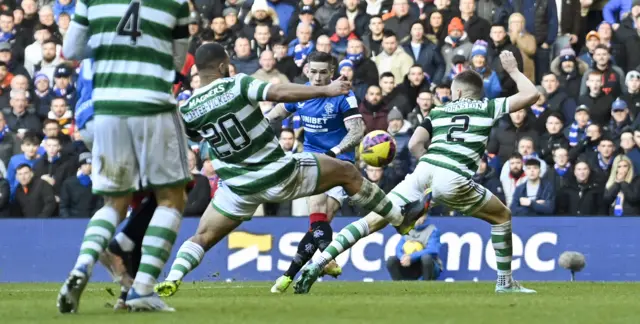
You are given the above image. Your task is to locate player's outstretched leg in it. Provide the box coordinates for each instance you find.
[156,202,243,297]
[294,210,394,294]
[57,195,131,313]
[126,186,186,312]
[473,196,536,294]
[311,154,429,234]
[272,194,341,293]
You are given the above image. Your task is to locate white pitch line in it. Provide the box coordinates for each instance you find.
[2,284,271,293]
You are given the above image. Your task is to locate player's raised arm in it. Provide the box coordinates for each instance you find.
[501,51,539,113]
[409,118,432,159]
[62,0,91,60]
[265,75,352,103]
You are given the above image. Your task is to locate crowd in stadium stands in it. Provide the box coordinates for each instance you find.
[0,0,639,218]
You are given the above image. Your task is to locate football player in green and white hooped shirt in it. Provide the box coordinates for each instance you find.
[57,0,193,313]
[152,43,430,298]
[294,51,541,294]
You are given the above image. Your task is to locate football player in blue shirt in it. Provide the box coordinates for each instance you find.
[266,53,366,293]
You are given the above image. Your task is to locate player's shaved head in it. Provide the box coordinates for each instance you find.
[195,42,230,82]
[452,70,484,100]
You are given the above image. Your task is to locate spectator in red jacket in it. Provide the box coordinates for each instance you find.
[358,84,390,133]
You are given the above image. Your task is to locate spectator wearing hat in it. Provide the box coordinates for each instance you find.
[223,7,243,36]
[337,59,366,100]
[540,72,577,123]
[608,98,633,142]
[330,17,359,58]
[287,23,314,68]
[362,16,385,57]
[384,0,418,44]
[359,84,390,133]
[315,0,343,30]
[387,107,415,174]
[459,0,490,43]
[579,45,626,98]
[374,30,414,85]
[539,112,570,165]
[441,17,472,74]
[5,89,40,136]
[346,39,379,88]
[619,129,640,173]
[11,163,56,217]
[59,148,102,218]
[508,12,538,82]
[23,24,59,78]
[243,0,283,40]
[469,40,501,99]
[565,104,592,147]
[327,0,370,39]
[388,65,430,117]
[579,70,616,126]
[578,31,600,68]
[473,154,505,203]
[488,107,539,166]
[51,63,76,107]
[510,158,555,216]
[489,21,526,96]
[622,70,640,120]
[402,21,445,85]
[550,48,587,101]
[32,39,61,84]
[33,72,52,119]
[604,154,640,216]
[556,159,606,215]
[252,50,289,84]
[231,37,260,75]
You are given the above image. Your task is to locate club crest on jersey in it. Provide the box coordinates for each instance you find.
[324,103,335,115]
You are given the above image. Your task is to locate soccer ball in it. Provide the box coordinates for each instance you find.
[359,130,396,167]
[402,241,424,254]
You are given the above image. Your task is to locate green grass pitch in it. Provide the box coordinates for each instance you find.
[1,282,638,324]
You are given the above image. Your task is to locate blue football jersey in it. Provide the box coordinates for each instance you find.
[74,58,94,130]
[284,88,360,162]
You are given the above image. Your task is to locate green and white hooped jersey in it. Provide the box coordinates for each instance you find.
[420,97,508,178]
[180,74,294,196]
[72,0,190,116]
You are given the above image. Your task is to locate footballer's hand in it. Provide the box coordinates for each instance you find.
[400,255,411,267]
[499,51,519,74]
[326,74,352,97]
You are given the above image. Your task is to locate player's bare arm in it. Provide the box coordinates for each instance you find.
[265,75,352,103]
[328,117,366,157]
[265,103,293,124]
[409,119,432,159]
[500,51,540,112]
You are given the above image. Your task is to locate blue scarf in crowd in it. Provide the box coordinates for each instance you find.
[531,103,547,118]
[597,153,612,171]
[0,124,10,142]
[77,171,92,188]
[614,193,623,216]
[345,52,363,64]
[568,120,591,146]
[522,152,539,163]
[554,163,570,176]
[0,31,14,43]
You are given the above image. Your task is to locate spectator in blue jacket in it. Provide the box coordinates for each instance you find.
[6,133,40,198]
[386,215,442,281]
[603,0,633,26]
[511,158,556,215]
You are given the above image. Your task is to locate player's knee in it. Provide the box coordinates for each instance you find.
[154,186,187,212]
[103,195,132,218]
